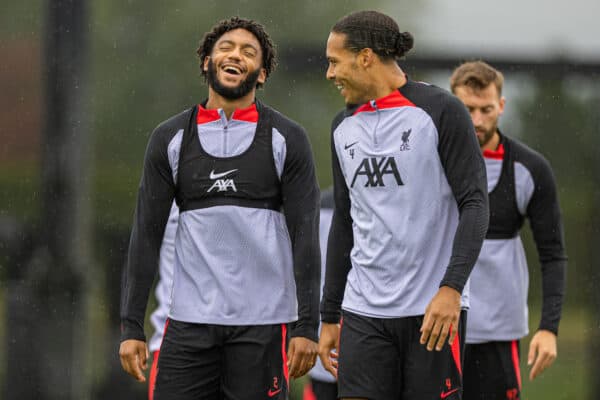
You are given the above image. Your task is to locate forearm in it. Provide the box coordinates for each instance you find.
[286,202,321,341]
[539,259,566,334]
[120,191,173,342]
[440,199,489,292]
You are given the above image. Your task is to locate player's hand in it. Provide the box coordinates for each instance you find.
[318,322,340,379]
[119,339,149,382]
[420,286,461,351]
[287,336,318,378]
[528,329,557,380]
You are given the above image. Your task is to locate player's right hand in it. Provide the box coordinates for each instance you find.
[318,322,340,379]
[119,339,149,382]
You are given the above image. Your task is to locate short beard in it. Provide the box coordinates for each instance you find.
[206,60,261,100]
[478,124,498,148]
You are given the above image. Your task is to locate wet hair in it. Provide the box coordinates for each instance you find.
[331,10,414,61]
[450,60,504,96]
[196,17,277,88]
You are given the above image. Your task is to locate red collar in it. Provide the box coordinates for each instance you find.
[196,103,259,124]
[483,143,505,160]
[353,89,415,115]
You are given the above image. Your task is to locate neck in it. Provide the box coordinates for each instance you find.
[482,131,501,152]
[368,63,407,100]
[205,87,256,119]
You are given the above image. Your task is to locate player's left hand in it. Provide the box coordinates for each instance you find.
[287,336,318,378]
[420,286,461,351]
[528,329,557,380]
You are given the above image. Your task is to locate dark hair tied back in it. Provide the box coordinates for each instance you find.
[395,31,414,57]
[333,11,413,61]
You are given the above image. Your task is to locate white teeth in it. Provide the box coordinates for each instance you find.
[336,84,343,91]
[223,65,242,74]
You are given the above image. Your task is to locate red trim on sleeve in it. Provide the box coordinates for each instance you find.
[450,325,462,376]
[196,105,221,124]
[483,143,505,160]
[281,324,289,387]
[354,89,415,115]
[511,340,522,390]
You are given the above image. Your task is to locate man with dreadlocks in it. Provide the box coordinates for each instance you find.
[318,11,489,400]
[119,17,320,400]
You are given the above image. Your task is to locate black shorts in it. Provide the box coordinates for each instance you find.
[154,319,289,400]
[337,310,466,400]
[463,340,521,400]
[304,378,338,400]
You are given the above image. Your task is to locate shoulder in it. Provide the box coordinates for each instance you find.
[261,101,306,138]
[331,106,357,133]
[400,80,465,114]
[152,108,193,138]
[505,135,554,177]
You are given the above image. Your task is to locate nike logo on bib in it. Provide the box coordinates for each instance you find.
[209,169,238,179]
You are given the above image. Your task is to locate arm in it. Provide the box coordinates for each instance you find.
[320,136,353,324]
[119,127,176,381]
[319,113,353,377]
[437,97,489,293]
[280,123,320,377]
[420,96,489,351]
[525,156,567,379]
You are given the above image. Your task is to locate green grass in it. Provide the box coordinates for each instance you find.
[520,306,589,399]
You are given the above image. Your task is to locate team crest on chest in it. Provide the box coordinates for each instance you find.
[400,129,412,151]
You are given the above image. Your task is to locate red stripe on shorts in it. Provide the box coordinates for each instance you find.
[450,325,462,376]
[148,351,160,400]
[281,324,289,387]
[511,340,522,390]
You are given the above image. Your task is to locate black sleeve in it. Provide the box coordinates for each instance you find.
[280,123,321,342]
[526,156,567,335]
[437,96,489,293]
[120,126,176,342]
[320,111,354,323]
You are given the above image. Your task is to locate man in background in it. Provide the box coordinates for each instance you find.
[450,60,567,400]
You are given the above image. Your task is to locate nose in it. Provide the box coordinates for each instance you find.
[471,110,483,126]
[326,64,335,80]
[227,46,242,60]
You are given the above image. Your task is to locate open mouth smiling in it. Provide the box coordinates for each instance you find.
[222,65,243,75]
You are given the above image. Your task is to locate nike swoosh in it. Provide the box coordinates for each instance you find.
[267,388,282,397]
[344,141,358,150]
[209,169,238,179]
[440,388,459,399]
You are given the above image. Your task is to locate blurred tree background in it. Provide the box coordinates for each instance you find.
[0,0,598,399]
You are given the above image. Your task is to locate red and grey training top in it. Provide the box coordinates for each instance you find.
[121,100,321,343]
[321,80,489,322]
[466,133,567,343]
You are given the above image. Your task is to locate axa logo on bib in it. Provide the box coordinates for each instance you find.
[350,157,404,188]
[207,169,238,192]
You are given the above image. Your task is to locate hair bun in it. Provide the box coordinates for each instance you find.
[395,31,414,56]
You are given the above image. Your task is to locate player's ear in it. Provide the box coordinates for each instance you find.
[499,96,506,116]
[358,48,375,68]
